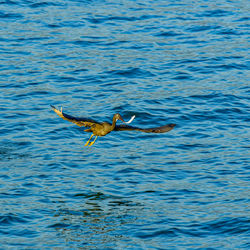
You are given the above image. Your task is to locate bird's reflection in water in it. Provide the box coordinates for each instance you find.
[51,192,141,248]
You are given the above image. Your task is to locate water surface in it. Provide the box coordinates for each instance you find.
[0,0,249,249]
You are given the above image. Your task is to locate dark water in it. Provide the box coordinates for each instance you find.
[0,0,249,248]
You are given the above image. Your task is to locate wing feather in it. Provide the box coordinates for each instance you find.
[114,124,176,133]
[51,105,99,127]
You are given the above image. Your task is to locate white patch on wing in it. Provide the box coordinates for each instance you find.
[125,115,135,124]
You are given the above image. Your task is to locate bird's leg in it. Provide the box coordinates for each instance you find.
[85,134,94,146]
[89,136,98,147]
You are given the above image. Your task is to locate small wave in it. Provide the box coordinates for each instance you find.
[136,228,178,238]
[155,31,181,37]
[48,223,71,229]
[187,25,220,32]
[172,72,192,80]
[216,29,242,36]
[73,40,102,47]
[107,68,155,78]
[196,9,232,17]
[0,214,29,226]
[194,217,250,236]
[86,15,145,24]
[0,11,23,19]
[29,1,62,8]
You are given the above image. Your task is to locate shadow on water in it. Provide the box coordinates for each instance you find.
[0,141,31,161]
[49,191,141,248]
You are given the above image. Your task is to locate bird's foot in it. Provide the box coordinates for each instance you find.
[88,136,97,146]
[85,134,94,146]
[88,141,95,147]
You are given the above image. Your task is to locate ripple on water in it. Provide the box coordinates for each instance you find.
[0,0,249,249]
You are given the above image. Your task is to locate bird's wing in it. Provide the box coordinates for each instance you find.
[51,105,100,127]
[114,124,176,133]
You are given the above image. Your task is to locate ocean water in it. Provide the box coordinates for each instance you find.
[0,0,249,249]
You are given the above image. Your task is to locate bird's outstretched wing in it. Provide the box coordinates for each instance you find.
[114,124,176,133]
[51,105,100,127]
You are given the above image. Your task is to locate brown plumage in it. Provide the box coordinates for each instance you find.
[51,105,175,146]
[114,124,175,133]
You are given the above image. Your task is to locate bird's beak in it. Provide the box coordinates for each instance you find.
[120,115,136,124]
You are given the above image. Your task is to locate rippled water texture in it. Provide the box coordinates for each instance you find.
[0,0,249,248]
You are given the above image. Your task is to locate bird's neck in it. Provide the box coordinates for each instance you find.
[111,117,117,130]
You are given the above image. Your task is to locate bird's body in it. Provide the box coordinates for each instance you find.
[51,105,175,146]
[86,121,115,136]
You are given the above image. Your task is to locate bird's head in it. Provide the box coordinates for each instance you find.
[114,113,124,122]
[113,113,135,124]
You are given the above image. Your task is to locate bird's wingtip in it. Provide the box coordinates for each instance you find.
[50,105,63,117]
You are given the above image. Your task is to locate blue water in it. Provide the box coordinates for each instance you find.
[0,0,249,248]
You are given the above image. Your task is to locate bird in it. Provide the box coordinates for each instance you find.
[51,105,175,146]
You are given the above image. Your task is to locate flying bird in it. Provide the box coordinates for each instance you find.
[51,105,175,146]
